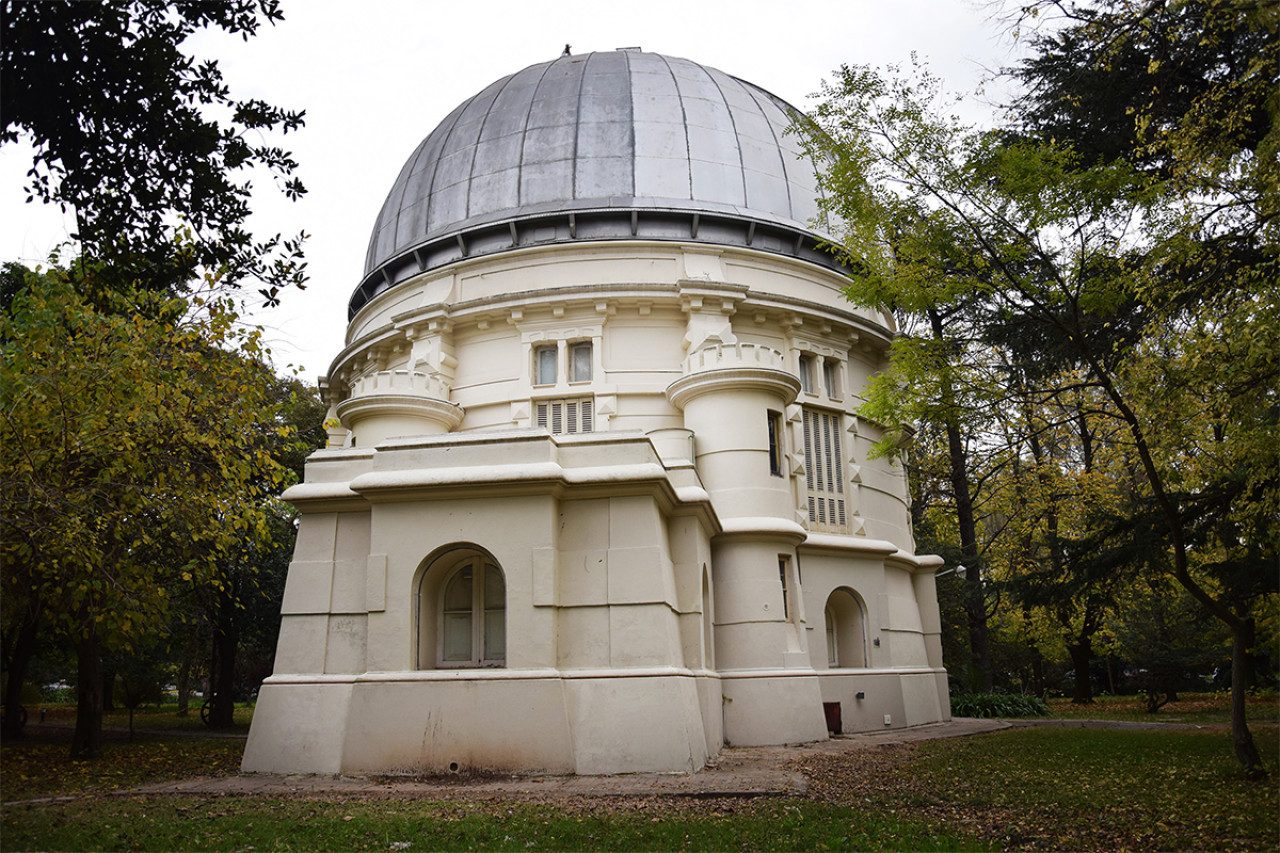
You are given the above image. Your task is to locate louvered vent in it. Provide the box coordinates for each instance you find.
[803,408,847,533]
[535,397,594,434]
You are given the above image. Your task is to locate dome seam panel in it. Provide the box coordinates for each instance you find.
[703,65,749,211]
[515,58,559,212]
[464,68,527,223]
[738,79,797,224]
[653,53,694,203]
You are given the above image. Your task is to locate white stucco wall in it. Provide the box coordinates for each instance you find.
[243,242,949,777]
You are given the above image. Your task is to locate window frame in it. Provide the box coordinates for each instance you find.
[822,359,838,399]
[436,555,506,669]
[778,556,792,620]
[767,410,784,477]
[533,345,558,386]
[568,340,593,383]
[797,353,814,394]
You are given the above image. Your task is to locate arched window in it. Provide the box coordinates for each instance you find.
[824,587,867,668]
[418,548,506,669]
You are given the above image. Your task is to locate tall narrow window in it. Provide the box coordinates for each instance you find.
[569,341,592,382]
[822,360,838,398]
[534,346,557,385]
[803,408,847,532]
[439,556,505,667]
[797,354,814,394]
[778,557,791,619]
[767,410,783,476]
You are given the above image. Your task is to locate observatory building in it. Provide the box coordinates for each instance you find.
[242,49,949,776]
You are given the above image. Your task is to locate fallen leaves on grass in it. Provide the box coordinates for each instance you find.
[791,726,1279,852]
[1,736,243,802]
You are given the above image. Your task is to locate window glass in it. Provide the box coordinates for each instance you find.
[778,558,790,619]
[437,558,507,666]
[798,354,813,393]
[442,613,472,661]
[443,567,472,610]
[767,411,783,476]
[569,341,592,382]
[535,346,557,385]
[823,360,838,398]
[484,564,505,610]
[484,610,506,660]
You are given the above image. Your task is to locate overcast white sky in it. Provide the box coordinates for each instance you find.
[0,0,1029,381]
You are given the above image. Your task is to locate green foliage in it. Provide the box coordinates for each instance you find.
[0,262,294,649]
[797,0,1278,772]
[950,691,1050,719]
[0,257,307,754]
[0,0,308,302]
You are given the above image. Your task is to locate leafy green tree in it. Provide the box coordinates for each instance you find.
[2,0,312,753]
[1,0,307,302]
[797,25,1276,775]
[0,262,295,757]
[1109,579,1227,711]
[1011,0,1278,768]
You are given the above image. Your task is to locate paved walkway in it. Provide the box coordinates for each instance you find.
[130,719,1010,800]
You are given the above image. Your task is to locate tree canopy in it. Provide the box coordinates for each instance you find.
[1,0,314,756]
[0,260,302,755]
[0,0,307,302]
[797,0,1278,775]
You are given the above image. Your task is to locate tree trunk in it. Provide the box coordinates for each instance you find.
[2,613,38,740]
[1030,649,1046,698]
[207,579,240,729]
[208,623,238,728]
[101,667,115,713]
[176,657,191,716]
[175,634,198,717]
[1067,640,1094,704]
[70,625,103,759]
[930,310,992,692]
[1230,618,1264,778]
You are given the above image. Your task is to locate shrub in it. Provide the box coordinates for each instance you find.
[951,691,1050,718]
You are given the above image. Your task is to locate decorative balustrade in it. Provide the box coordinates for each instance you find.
[347,369,448,401]
[682,342,786,375]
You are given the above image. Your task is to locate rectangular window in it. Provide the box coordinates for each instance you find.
[569,341,592,382]
[534,346,557,385]
[798,354,814,394]
[535,397,594,434]
[767,410,783,476]
[778,558,790,619]
[803,408,847,533]
[823,360,838,398]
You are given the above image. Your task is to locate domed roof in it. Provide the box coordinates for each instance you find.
[352,49,838,316]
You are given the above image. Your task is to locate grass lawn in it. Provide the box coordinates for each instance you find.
[1042,691,1280,724]
[804,725,1279,851]
[29,701,255,732]
[2,696,1276,851]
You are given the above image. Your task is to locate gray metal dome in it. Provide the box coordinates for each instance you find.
[352,50,839,316]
